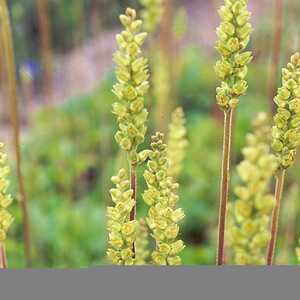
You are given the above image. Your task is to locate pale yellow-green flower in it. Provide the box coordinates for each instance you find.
[0,143,13,242]
[272,53,300,169]
[112,8,150,165]
[135,219,150,265]
[227,113,278,265]
[215,0,253,111]
[143,132,185,265]
[167,107,188,178]
[140,0,162,33]
[107,169,137,265]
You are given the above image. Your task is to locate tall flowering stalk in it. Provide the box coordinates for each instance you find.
[167,107,188,178]
[215,0,252,265]
[227,113,277,265]
[267,53,300,265]
[0,0,32,267]
[0,143,14,269]
[111,8,150,256]
[143,133,185,265]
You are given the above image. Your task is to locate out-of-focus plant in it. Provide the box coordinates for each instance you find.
[152,50,171,131]
[9,87,112,268]
[36,0,53,102]
[167,107,188,179]
[173,7,187,40]
[215,0,253,265]
[227,113,277,265]
[0,144,14,269]
[296,240,300,263]
[0,0,32,267]
[143,133,185,265]
[140,0,162,33]
[267,53,300,265]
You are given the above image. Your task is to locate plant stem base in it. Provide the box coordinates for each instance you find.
[217,109,234,265]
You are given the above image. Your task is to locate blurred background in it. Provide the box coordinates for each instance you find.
[1,0,300,267]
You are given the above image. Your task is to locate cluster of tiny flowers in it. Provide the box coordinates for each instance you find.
[227,113,278,265]
[0,144,13,242]
[167,107,188,178]
[272,53,300,169]
[215,0,253,111]
[135,219,150,265]
[107,169,137,265]
[143,133,185,265]
[140,0,162,33]
[112,8,150,164]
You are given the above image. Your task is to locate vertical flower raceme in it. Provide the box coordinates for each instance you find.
[0,143,13,269]
[227,113,278,265]
[112,8,149,163]
[107,169,136,265]
[143,133,185,265]
[167,107,188,178]
[271,53,300,169]
[140,0,162,33]
[215,0,253,265]
[215,0,253,111]
[267,53,300,265]
[112,8,150,256]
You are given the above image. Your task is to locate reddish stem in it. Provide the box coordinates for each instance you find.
[0,243,7,269]
[130,164,137,256]
[267,169,286,265]
[217,109,234,265]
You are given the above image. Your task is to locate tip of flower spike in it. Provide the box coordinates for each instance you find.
[291,52,300,66]
[152,132,164,141]
[126,8,136,20]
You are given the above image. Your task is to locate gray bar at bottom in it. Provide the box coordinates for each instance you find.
[0,267,299,300]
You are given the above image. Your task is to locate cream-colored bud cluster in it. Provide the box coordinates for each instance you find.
[135,219,150,265]
[215,0,253,111]
[0,143,13,242]
[112,8,150,164]
[227,113,278,265]
[167,107,188,178]
[107,169,137,265]
[143,133,185,265]
[140,0,162,33]
[272,53,300,169]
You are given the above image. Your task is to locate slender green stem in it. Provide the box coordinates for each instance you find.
[130,163,137,256]
[267,169,286,265]
[0,243,7,269]
[217,109,234,265]
[0,0,32,267]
